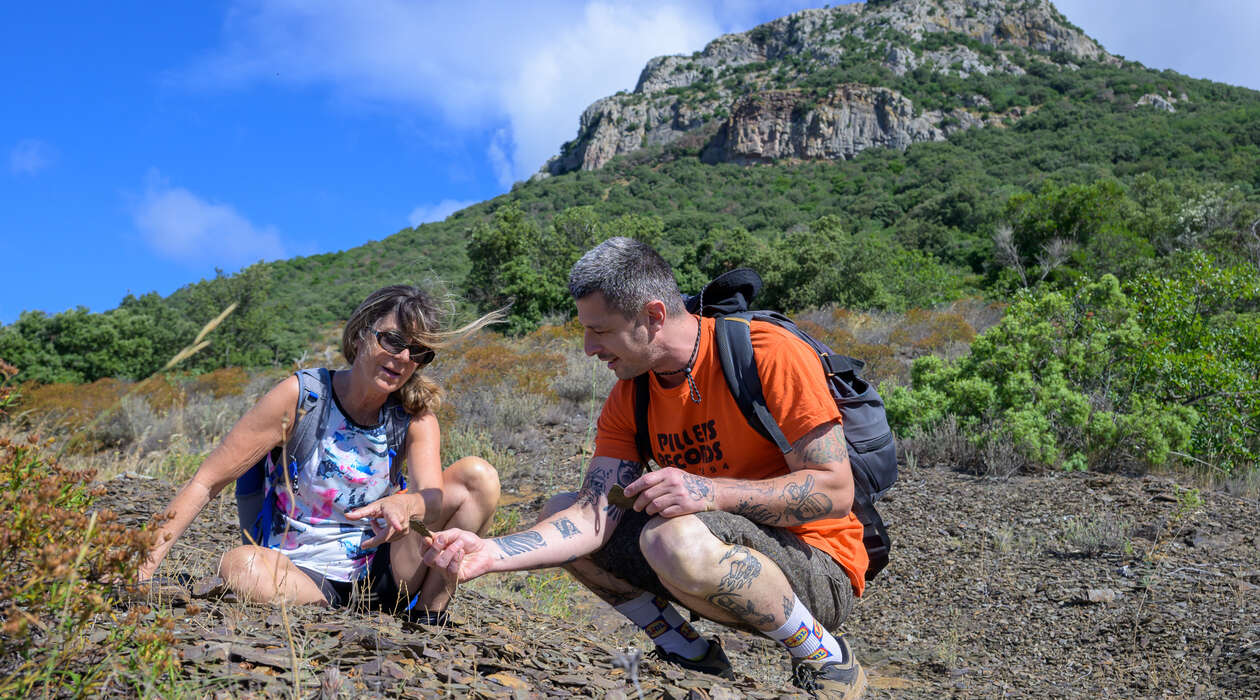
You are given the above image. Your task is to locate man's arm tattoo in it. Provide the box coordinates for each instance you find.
[575,467,609,508]
[616,459,645,486]
[782,474,833,523]
[493,531,546,557]
[551,517,580,539]
[797,424,850,467]
[732,498,780,524]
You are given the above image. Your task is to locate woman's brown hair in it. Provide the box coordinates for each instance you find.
[342,285,503,416]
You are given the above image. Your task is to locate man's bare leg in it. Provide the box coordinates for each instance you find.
[639,513,863,693]
[538,493,717,668]
[639,514,792,631]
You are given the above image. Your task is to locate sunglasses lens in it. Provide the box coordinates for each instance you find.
[378,331,407,354]
[378,330,433,364]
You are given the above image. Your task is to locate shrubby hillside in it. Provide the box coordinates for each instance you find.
[3,0,1258,472]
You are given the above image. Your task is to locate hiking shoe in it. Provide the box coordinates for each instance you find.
[650,636,734,679]
[791,636,866,699]
[403,608,451,627]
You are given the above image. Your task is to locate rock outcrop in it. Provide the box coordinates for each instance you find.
[1135,93,1180,113]
[700,85,984,164]
[536,0,1112,179]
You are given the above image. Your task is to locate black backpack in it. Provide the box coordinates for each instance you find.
[234,368,411,546]
[632,269,897,581]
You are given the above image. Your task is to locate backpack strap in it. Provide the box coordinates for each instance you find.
[285,368,332,469]
[382,398,412,489]
[633,374,655,466]
[713,314,793,455]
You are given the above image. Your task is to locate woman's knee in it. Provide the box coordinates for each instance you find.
[218,545,267,579]
[447,456,500,502]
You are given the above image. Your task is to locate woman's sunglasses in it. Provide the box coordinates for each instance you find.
[375,330,435,366]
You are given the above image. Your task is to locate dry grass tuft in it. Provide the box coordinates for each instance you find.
[0,428,182,695]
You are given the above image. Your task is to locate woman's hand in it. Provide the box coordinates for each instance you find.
[348,493,424,549]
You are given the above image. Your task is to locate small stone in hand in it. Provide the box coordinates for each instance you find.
[607,485,636,510]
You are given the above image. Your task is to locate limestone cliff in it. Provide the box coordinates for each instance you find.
[700,85,987,164]
[536,0,1110,179]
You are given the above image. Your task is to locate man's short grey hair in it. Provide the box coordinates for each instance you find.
[568,237,685,317]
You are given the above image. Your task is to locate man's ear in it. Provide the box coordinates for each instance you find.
[642,299,668,332]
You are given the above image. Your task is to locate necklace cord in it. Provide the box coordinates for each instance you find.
[654,317,702,403]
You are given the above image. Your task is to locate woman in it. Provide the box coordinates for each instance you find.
[140,285,501,621]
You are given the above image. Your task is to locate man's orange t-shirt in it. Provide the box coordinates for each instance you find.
[594,316,868,596]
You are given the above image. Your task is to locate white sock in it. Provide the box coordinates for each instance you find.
[614,593,710,660]
[767,596,846,665]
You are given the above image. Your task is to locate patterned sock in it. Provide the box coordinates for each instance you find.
[767,596,846,665]
[614,593,710,660]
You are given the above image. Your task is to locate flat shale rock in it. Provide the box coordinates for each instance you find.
[96,457,1260,698]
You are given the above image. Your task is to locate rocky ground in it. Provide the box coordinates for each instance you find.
[105,451,1259,698]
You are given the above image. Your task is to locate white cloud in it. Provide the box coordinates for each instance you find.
[132,171,286,267]
[408,198,477,227]
[189,1,818,184]
[487,129,514,189]
[9,139,54,175]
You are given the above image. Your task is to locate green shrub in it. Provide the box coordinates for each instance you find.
[883,261,1259,474]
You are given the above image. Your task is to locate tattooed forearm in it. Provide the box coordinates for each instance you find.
[551,517,580,539]
[782,474,834,523]
[493,531,546,557]
[683,473,715,504]
[733,498,781,525]
[796,423,850,467]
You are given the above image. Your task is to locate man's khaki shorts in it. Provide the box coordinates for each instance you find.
[589,506,855,632]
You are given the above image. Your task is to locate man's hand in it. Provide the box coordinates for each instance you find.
[623,467,716,517]
[421,529,496,583]
[347,493,421,549]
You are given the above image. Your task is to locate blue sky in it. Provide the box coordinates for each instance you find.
[3,1,1258,324]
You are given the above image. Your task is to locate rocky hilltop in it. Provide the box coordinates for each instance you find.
[537,0,1112,178]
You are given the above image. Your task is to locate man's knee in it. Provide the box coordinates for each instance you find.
[537,491,578,523]
[639,515,721,584]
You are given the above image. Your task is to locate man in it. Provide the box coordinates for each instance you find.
[425,237,869,699]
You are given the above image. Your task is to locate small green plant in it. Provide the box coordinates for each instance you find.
[1060,513,1130,557]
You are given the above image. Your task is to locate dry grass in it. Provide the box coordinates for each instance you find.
[795,298,1003,387]
[0,426,184,695]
